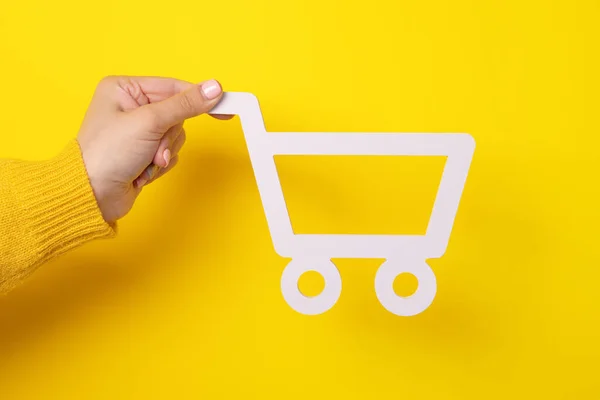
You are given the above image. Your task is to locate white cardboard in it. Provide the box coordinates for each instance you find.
[209,92,475,317]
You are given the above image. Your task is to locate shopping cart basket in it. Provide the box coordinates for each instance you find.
[208,92,475,317]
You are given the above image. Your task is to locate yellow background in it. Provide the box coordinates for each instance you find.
[1,0,599,398]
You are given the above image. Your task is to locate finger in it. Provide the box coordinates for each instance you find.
[143,79,224,130]
[210,114,235,120]
[97,76,194,110]
[129,76,197,103]
[146,155,180,185]
[170,129,187,156]
[117,76,195,102]
[140,126,185,186]
[133,163,160,189]
[153,124,183,167]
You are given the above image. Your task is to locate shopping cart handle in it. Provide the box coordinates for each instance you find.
[208,92,260,117]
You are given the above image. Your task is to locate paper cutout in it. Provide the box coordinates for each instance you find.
[209,92,475,316]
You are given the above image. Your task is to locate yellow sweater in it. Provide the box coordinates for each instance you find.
[0,139,116,294]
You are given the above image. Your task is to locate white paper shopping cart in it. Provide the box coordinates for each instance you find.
[209,92,475,317]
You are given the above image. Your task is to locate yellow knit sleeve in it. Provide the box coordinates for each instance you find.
[0,139,116,294]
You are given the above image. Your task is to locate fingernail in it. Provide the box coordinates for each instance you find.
[144,165,156,180]
[200,79,222,100]
[163,149,171,167]
[135,178,147,188]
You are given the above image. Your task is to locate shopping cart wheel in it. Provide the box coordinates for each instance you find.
[374,259,437,316]
[280,258,342,315]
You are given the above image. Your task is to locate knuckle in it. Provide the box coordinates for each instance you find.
[98,75,117,88]
[117,77,143,100]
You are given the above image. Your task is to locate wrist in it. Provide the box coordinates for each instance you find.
[77,141,120,225]
[88,178,118,225]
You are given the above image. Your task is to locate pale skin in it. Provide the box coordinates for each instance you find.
[77,76,231,224]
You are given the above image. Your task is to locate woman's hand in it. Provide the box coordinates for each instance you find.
[77,76,228,225]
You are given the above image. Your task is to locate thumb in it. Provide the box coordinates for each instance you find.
[144,79,223,130]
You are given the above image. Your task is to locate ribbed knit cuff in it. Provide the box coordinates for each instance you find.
[8,139,116,266]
